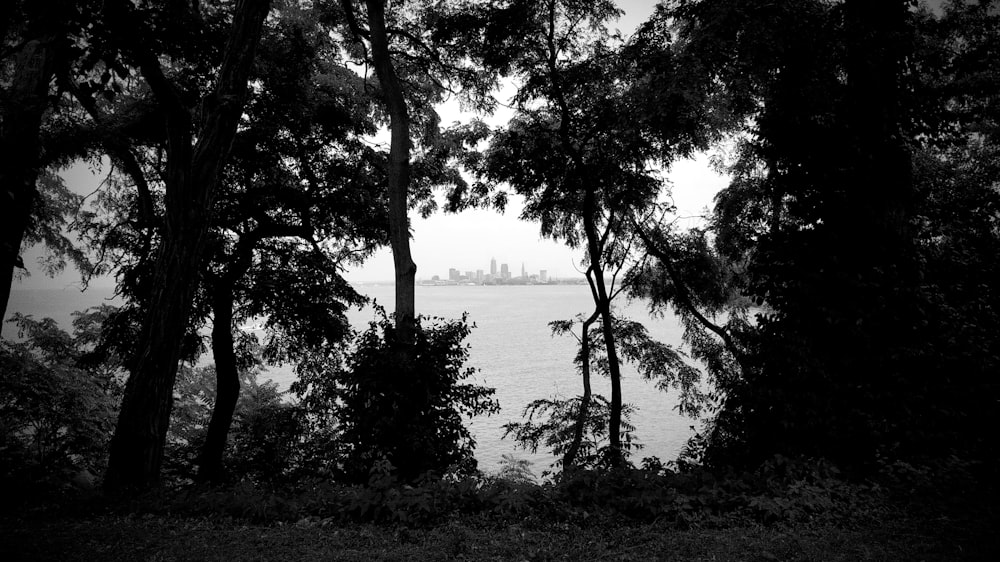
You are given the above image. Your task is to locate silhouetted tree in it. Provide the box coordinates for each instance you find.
[101,0,271,491]
[0,1,97,318]
[481,0,710,467]
[660,0,1000,467]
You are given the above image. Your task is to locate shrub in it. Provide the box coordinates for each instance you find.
[293,310,500,483]
[162,362,303,485]
[226,380,304,483]
[0,310,122,496]
[502,395,639,474]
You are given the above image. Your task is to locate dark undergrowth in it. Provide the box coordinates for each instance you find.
[3,455,997,561]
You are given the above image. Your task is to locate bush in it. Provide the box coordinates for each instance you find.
[0,310,123,497]
[502,395,640,475]
[162,362,303,485]
[226,380,304,483]
[293,310,500,483]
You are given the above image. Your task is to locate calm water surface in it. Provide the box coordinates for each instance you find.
[330,284,699,473]
[6,284,701,474]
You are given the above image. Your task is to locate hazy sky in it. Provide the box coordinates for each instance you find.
[13,0,726,291]
[341,0,728,282]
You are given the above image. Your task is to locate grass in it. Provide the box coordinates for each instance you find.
[3,493,996,561]
[3,456,996,561]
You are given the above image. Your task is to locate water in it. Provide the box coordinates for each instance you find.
[3,286,121,338]
[334,284,698,473]
[5,284,700,474]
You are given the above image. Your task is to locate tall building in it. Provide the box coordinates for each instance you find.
[540,270,548,282]
[521,262,526,278]
[476,269,484,283]
[490,257,497,277]
[449,268,460,281]
[500,263,510,280]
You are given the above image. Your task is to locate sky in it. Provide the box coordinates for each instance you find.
[12,0,727,291]
[349,0,727,282]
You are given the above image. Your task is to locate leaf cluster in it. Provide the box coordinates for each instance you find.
[659,0,1000,470]
[502,394,639,474]
[291,309,500,483]
[0,308,124,494]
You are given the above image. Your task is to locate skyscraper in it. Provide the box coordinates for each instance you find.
[521,262,526,278]
[490,257,497,277]
[501,263,510,280]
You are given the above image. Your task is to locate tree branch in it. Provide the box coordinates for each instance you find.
[633,223,746,366]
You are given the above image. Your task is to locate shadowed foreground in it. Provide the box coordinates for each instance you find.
[3,497,995,562]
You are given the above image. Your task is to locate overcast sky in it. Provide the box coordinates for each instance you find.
[13,0,722,291]
[341,0,728,282]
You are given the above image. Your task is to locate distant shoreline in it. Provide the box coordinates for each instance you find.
[357,279,595,287]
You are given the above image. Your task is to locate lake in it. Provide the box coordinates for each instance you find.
[5,284,701,474]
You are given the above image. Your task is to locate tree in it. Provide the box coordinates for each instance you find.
[658,0,1000,467]
[0,1,91,318]
[192,2,386,482]
[339,0,417,344]
[899,0,1000,461]
[77,0,489,484]
[504,313,702,471]
[627,225,752,463]
[552,312,600,469]
[479,0,709,467]
[99,0,271,491]
[655,0,911,465]
[477,0,627,466]
[335,0,519,344]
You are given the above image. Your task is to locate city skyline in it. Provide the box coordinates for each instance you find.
[338,150,725,284]
[435,257,550,284]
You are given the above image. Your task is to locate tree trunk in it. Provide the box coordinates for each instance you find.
[563,310,599,469]
[582,186,623,467]
[197,283,241,483]
[364,0,416,345]
[104,0,270,492]
[539,0,623,467]
[595,282,622,466]
[105,232,204,488]
[1,38,56,320]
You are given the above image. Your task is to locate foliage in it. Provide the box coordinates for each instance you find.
[598,315,708,417]
[651,0,1000,469]
[9,490,999,562]
[292,310,499,483]
[0,308,123,492]
[160,360,300,485]
[91,452,913,536]
[503,395,639,473]
[225,381,303,485]
[20,170,92,279]
[505,309,708,474]
[474,0,725,469]
[494,454,537,486]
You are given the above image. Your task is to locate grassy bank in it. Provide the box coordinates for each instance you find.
[3,508,994,561]
[3,460,996,561]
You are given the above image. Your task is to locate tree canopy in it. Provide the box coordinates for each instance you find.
[3,0,998,493]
